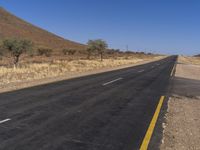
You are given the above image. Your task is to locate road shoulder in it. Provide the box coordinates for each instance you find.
[160,56,200,150]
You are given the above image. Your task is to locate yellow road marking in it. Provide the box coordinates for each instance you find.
[140,96,165,150]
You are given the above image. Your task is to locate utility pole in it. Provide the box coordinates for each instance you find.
[126,45,129,51]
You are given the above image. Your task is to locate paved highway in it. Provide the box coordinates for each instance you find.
[0,56,177,150]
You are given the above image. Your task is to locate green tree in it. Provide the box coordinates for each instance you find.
[87,40,96,59]
[87,39,108,61]
[3,38,33,68]
[86,47,94,59]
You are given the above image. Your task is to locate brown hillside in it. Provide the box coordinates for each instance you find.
[0,7,85,52]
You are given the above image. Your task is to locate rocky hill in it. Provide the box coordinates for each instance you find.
[0,7,85,52]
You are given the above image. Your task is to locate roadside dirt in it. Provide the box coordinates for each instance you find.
[160,56,200,150]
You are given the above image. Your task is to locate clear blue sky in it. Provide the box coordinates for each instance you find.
[0,0,200,55]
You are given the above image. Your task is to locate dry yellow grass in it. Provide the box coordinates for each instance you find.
[0,56,163,86]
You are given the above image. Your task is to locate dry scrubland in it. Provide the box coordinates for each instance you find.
[0,7,165,91]
[161,56,200,150]
[0,55,163,87]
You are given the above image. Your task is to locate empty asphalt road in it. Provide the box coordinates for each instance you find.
[0,56,177,150]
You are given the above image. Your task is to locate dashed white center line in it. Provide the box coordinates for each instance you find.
[138,70,145,73]
[102,78,123,86]
[0,118,11,124]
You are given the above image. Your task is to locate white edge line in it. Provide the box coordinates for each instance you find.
[0,118,11,124]
[102,78,123,86]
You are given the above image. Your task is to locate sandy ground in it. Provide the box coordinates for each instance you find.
[0,57,163,93]
[178,55,200,65]
[160,56,200,150]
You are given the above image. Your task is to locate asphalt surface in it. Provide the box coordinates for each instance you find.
[0,56,177,150]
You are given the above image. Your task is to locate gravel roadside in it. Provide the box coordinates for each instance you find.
[160,56,200,150]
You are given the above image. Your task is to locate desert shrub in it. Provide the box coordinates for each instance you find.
[69,50,76,55]
[125,51,136,55]
[38,48,52,57]
[0,51,3,60]
[136,51,145,55]
[194,54,200,57]
[62,49,76,55]
[0,46,4,57]
[107,49,121,55]
[62,49,68,55]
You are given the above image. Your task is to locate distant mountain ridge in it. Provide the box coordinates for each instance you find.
[0,7,85,52]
